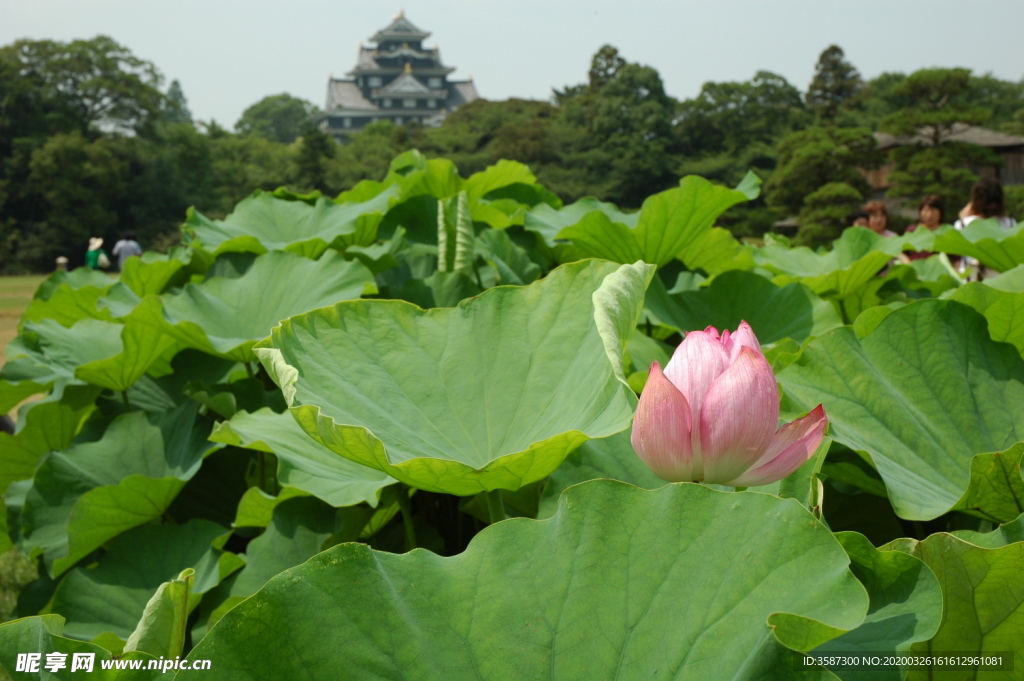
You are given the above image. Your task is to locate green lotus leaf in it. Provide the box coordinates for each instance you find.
[778,300,1024,521]
[951,512,1024,548]
[184,188,397,257]
[123,567,194,660]
[211,408,395,508]
[178,481,866,680]
[986,264,1024,292]
[118,247,209,297]
[0,384,99,494]
[528,173,758,267]
[49,520,239,641]
[34,268,113,301]
[537,426,830,518]
[949,282,1024,357]
[476,228,541,285]
[8,309,181,394]
[21,404,216,577]
[886,533,1024,672]
[20,282,113,329]
[933,219,1024,273]
[645,270,843,345]
[464,160,538,201]
[755,227,897,299]
[525,196,636,247]
[127,250,376,363]
[0,615,159,680]
[677,225,753,274]
[813,532,942,680]
[232,486,308,528]
[192,496,346,639]
[256,259,650,495]
[956,443,1024,523]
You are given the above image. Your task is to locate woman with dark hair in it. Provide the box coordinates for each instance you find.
[903,194,946,261]
[864,201,897,237]
[955,179,1017,229]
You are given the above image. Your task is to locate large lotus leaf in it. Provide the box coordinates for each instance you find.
[949,282,1024,357]
[677,225,754,274]
[537,426,830,518]
[886,533,1024,675]
[0,615,159,680]
[19,282,113,329]
[49,520,240,641]
[986,264,1024,292]
[127,251,376,363]
[12,309,181,394]
[755,229,889,299]
[778,300,1024,521]
[255,260,652,495]
[0,384,99,494]
[476,228,541,286]
[184,189,397,257]
[952,512,1024,548]
[190,496,342,639]
[933,219,1024,273]
[644,270,843,345]
[178,481,866,680]
[211,408,395,508]
[21,404,216,577]
[533,173,759,267]
[525,196,637,247]
[464,160,538,202]
[118,247,208,297]
[813,532,942,681]
[33,268,113,301]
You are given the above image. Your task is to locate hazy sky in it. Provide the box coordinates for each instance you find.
[3,0,1023,127]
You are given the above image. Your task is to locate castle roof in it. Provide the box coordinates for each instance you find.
[372,13,430,43]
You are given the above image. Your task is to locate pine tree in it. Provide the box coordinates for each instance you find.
[164,79,192,124]
[806,45,862,123]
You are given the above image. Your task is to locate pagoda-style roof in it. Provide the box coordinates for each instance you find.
[875,124,1024,150]
[376,44,438,60]
[326,80,377,111]
[378,69,435,95]
[372,13,430,43]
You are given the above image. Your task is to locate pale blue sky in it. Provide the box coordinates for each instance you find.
[3,0,1023,127]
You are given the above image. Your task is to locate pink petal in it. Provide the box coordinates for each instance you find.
[725,405,828,487]
[698,347,780,484]
[722,321,761,363]
[663,328,728,438]
[631,361,695,482]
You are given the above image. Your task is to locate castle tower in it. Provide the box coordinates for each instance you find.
[321,12,479,140]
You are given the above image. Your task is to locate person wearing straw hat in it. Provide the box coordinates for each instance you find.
[85,237,111,269]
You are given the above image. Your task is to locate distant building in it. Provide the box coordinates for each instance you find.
[320,12,479,141]
[863,124,1024,191]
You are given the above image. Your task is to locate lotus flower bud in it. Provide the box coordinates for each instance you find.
[631,321,827,486]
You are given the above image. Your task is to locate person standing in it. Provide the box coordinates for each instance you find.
[112,232,144,270]
[865,201,898,237]
[85,237,110,269]
[903,194,947,263]
[955,178,1017,229]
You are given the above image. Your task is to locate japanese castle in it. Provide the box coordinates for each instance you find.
[320,12,479,140]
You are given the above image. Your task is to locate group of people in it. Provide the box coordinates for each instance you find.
[848,178,1017,238]
[85,232,143,270]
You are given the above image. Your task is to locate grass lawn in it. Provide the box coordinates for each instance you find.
[0,275,46,638]
[0,274,46,361]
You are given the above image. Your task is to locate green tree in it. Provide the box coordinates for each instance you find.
[767,126,879,216]
[806,45,862,123]
[291,127,337,194]
[4,36,164,137]
[164,79,192,124]
[675,71,810,157]
[794,182,865,248]
[235,94,320,144]
[880,68,1000,206]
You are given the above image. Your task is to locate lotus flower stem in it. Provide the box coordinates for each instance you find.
[485,490,505,524]
[396,486,418,551]
[121,390,132,412]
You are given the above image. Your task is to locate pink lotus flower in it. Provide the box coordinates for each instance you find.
[631,321,827,486]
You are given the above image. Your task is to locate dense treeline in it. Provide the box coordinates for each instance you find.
[2,36,1023,272]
